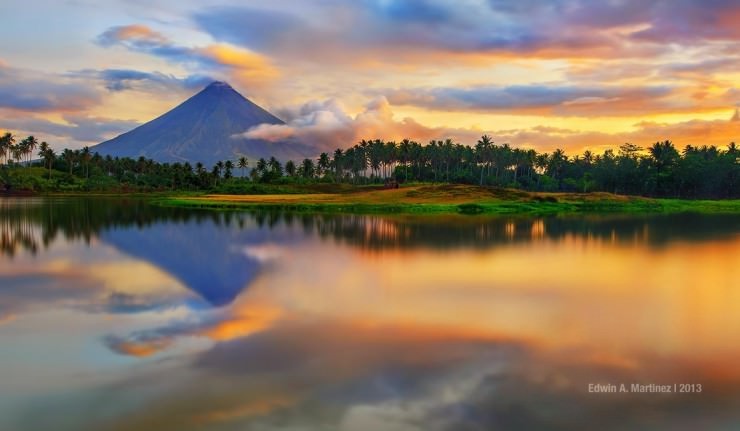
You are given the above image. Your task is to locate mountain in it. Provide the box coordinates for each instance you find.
[93,81,315,165]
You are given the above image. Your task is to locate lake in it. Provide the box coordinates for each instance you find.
[1,197,739,430]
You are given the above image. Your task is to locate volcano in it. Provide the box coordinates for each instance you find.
[93,81,314,165]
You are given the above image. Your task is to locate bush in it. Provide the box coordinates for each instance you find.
[457,203,485,214]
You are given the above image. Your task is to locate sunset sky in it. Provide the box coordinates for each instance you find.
[1,0,739,154]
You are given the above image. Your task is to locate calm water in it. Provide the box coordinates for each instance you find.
[1,197,739,431]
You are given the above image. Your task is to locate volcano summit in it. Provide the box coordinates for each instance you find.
[93,82,314,165]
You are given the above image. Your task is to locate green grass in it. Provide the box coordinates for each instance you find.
[155,184,740,215]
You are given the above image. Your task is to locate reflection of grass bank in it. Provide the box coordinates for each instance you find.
[157,184,740,215]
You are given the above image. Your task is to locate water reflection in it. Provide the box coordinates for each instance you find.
[1,197,740,430]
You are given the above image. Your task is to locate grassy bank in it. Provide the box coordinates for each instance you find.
[156,184,740,215]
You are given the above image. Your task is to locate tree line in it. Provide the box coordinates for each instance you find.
[1,132,738,198]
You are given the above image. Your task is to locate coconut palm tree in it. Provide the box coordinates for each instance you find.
[237,156,248,177]
[285,160,296,177]
[268,157,282,177]
[224,160,234,179]
[318,152,330,178]
[0,132,15,165]
[61,149,76,175]
[38,142,55,179]
[475,135,493,186]
[332,148,344,180]
[301,158,315,179]
[80,147,91,178]
[24,136,38,166]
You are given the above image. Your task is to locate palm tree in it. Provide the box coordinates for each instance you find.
[0,132,15,165]
[11,141,24,165]
[268,157,282,177]
[38,143,55,179]
[24,136,38,166]
[224,160,234,179]
[237,156,248,177]
[301,158,315,179]
[332,149,344,180]
[285,160,296,177]
[62,149,76,175]
[475,135,493,186]
[398,138,411,182]
[318,152,330,178]
[80,147,92,178]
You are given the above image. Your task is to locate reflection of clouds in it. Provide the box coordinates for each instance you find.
[103,334,174,357]
[82,292,179,314]
[0,273,97,320]
[102,298,281,357]
[257,236,740,358]
[0,259,189,321]
[21,318,740,431]
[241,243,286,263]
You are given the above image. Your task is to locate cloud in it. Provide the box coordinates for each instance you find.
[193,6,307,51]
[630,0,740,43]
[95,24,278,86]
[1,114,140,144]
[190,1,667,66]
[385,84,675,114]
[70,69,214,92]
[239,93,739,155]
[488,116,740,154]
[0,63,100,112]
[96,24,168,47]
[240,97,481,153]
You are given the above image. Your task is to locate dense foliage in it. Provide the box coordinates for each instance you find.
[1,132,738,198]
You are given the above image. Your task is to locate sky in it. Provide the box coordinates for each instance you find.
[1,0,739,154]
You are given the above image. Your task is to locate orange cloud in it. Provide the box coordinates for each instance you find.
[106,24,167,43]
[106,337,173,358]
[197,44,279,85]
